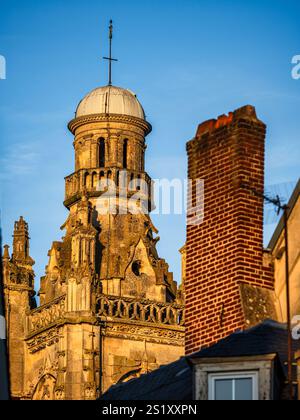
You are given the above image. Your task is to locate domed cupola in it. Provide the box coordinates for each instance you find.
[76,85,146,120]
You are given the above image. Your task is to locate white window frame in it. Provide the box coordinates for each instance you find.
[208,371,259,401]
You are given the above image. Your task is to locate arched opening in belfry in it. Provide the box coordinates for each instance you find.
[99,138,105,168]
[92,172,98,189]
[137,174,141,191]
[123,139,128,169]
[84,172,90,188]
[130,172,135,190]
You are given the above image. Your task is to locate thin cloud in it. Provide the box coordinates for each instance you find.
[267,144,300,170]
[0,142,40,180]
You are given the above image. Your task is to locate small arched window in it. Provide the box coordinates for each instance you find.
[84,172,90,187]
[92,172,98,189]
[123,139,128,169]
[99,138,105,168]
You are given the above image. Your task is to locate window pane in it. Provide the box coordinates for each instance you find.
[235,378,253,400]
[215,379,233,400]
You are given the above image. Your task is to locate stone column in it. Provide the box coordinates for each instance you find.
[91,138,98,168]
[109,134,119,167]
[104,137,110,166]
[134,139,141,172]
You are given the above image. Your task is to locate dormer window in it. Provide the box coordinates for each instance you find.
[208,372,258,401]
[192,354,278,401]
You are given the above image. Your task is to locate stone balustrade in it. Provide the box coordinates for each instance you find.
[64,168,153,207]
[96,294,185,327]
[26,293,185,337]
[26,295,66,336]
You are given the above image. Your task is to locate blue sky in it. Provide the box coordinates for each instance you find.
[0,0,299,292]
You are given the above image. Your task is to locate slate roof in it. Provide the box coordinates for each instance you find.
[101,356,193,401]
[190,320,299,379]
[101,320,300,400]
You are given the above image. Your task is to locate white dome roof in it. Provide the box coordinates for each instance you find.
[76,85,145,120]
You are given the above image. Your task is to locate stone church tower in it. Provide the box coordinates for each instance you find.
[3,85,185,400]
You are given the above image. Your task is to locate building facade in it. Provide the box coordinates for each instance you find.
[3,85,185,400]
[269,180,300,323]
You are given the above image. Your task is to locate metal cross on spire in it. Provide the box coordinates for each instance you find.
[103,20,118,86]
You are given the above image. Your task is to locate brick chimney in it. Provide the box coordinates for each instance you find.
[185,105,274,355]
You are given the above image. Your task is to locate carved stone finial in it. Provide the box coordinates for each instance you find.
[12,216,34,266]
[3,244,10,260]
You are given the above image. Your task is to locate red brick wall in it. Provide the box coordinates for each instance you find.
[185,105,274,355]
